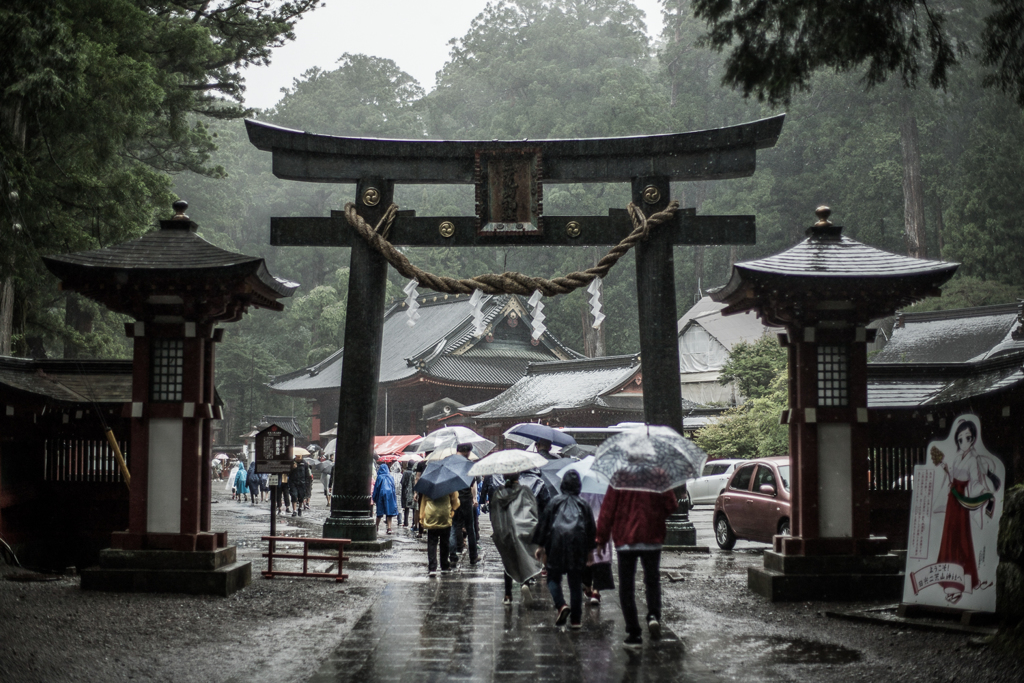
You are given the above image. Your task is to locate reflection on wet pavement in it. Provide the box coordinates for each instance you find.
[308,572,690,683]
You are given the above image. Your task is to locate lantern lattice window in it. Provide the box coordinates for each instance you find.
[150,339,184,402]
[817,345,849,407]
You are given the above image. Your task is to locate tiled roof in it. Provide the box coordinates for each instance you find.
[268,293,582,395]
[428,356,534,386]
[44,222,297,298]
[463,355,642,419]
[0,357,132,404]
[711,219,959,323]
[871,304,1023,364]
[867,353,1024,408]
[734,235,956,279]
[678,297,774,347]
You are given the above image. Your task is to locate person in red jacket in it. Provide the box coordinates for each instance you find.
[595,486,677,650]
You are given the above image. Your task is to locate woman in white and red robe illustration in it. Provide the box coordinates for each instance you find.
[935,418,1000,603]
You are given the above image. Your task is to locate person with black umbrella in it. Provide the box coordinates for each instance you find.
[448,443,479,567]
[416,455,474,576]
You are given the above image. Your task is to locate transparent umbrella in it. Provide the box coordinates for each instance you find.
[468,449,549,477]
[413,426,494,459]
[591,424,707,493]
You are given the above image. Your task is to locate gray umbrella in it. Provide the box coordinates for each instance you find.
[591,424,707,493]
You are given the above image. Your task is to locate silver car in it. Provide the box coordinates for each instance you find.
[685,459,746,507]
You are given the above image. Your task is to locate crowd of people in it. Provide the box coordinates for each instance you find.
[213,448,335,517]
[387,438,676,650]
[215,435,674,651]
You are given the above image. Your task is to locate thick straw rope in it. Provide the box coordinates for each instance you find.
[344,200,679,297]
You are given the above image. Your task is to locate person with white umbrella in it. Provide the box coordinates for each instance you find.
[469,449,548,607]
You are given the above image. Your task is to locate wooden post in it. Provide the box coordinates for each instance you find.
[324,177,394,545]
[632,176,695,547]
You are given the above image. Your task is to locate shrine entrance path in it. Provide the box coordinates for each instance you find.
[306,520,717,683]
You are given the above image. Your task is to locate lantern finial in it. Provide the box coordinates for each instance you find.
[172,200,189,221]
[807,205,842,240]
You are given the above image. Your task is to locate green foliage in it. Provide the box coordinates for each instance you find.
[694,370,789,460]
[695,333,789,459]
[1,0,319,357]
[717,335,787,400]
[691,0,962,105]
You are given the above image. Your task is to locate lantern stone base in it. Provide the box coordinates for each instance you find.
[323,515,392,552]
[748,551,903,602]
[80,546,250,597]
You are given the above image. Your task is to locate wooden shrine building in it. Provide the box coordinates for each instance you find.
[268,293,581,442]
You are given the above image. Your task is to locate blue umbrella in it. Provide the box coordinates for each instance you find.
[504,423,577,448]
[413,456,475,500]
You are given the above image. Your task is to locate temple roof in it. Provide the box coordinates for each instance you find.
[268,293,582,396]
[0,357,131,404]
[867,352,1024,408]
[462,354,644,420]
[43,202,297,323]
[711,208,959,326]
[871,303,1024,364]
[462,354,718,427]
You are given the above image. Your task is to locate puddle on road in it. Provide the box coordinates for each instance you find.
[705,634,861,666]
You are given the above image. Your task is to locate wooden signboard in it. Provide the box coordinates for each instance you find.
[256,424,294,475]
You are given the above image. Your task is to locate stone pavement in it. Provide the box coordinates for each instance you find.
[215,486,695,682]
[308,550,688,683]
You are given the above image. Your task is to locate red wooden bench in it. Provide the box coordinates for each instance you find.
[261,536,350,582]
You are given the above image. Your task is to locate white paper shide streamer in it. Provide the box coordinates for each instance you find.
[587,278,605,329]
[470,289,486,336]
[527,290,546,340]
[403,279,421,328]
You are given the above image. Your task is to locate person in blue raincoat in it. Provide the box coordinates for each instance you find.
[234,461,249,502]
[246,461,262,507]
[372,459,399,535]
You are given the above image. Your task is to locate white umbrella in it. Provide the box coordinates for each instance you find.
[213,453,229,461]
[469,449,549,477]
[291,446,309,457]
[397,452,424,463]
[426,446,480,462]
[557,455,608,494]
[323,439,337,456]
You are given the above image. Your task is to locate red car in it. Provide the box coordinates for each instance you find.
[713,456,791,549]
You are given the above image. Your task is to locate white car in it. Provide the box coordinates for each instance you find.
[685,459,747,507]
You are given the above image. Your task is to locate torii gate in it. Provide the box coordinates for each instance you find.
[246,115,785,547]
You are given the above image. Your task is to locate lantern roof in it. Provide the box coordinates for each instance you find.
[711,207,959,327]
[43,201,297,323]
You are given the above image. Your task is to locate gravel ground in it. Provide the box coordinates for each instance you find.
[1,496,1022,682]
[0,487,379,683]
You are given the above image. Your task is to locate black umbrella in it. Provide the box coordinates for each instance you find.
[413,456,474,500]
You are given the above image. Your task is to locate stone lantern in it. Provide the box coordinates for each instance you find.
[711,207,958,600]
[43,201,296,595]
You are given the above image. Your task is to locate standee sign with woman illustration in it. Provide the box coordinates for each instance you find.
[903,415,1004,611]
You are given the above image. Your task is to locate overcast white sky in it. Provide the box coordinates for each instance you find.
[241,0,666,111]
